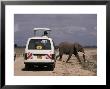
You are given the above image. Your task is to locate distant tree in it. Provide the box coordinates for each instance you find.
[14,44,18,48]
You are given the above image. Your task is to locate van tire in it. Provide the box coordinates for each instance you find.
[25,64,33,70]
[50,66,54,71]
[49,64,55,71]
[25,64,30,70]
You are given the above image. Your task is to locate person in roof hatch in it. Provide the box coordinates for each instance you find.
[43,31,48,36]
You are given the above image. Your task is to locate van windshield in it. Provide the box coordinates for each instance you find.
[28,39,51,50]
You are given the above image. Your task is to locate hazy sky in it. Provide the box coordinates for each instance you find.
[14,14,97,46]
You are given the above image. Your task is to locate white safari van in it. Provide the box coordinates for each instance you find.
[24,28,56,70]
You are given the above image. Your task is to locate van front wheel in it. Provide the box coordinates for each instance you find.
[25,64,33,70]
[49,64,55,71]
[25,64,30,70]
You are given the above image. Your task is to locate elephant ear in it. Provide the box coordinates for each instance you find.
[74,43,84,52]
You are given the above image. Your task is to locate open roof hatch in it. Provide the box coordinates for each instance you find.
[33,28,51,37]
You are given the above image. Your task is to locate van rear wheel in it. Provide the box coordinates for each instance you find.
[25,64,33,70]
[25,64,30,70]
[49,63,55,71]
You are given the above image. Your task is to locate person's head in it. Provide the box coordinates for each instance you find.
[44,31,48,35]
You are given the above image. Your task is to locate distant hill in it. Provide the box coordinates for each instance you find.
[84,46,97,48]
[54,45,97,49]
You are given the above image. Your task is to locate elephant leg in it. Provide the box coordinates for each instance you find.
[83,53,86,62]
[56,55,60,60]
[80,48,87,63]
[81,50,87,63]
[66,54,72,63]
[75,54,81,63]
[59,54,63,61]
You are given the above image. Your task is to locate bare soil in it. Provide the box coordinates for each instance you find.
[14,48,97,76]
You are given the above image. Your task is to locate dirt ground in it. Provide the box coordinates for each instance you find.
[14,48,97,76]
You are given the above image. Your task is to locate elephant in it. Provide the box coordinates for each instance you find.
[56,42,86,63]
